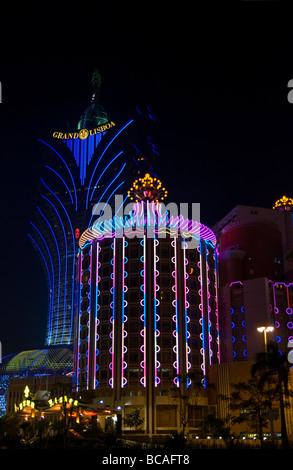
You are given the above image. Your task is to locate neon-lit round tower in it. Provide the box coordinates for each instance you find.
[74,174,220,435]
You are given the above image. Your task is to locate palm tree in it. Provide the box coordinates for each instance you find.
[251,341,291,449]
[219,379,271,448]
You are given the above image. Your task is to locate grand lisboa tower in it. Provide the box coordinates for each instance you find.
[0,70,158,414]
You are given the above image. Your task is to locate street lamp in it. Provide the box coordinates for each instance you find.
[257,326,274,351]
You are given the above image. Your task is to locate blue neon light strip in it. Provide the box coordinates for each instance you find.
[89,181,126,230]
[30,222,56,342]
[86,120,133,209]
[88,163,126,227]
[64,133,104,184]
[41,195,69,345]
[41,179,75,345]
[44,166,74,205]
[27,234,53,344]
[21,350,48,372]
[38,139,78,211]
[89,151,124,202]
[37,206,61,345]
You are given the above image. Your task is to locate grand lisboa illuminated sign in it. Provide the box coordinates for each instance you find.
[52,121,116,140]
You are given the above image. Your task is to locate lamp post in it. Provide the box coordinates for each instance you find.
[257,326,274,352]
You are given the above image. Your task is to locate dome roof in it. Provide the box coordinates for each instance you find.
[0,348,73,376]
[77,103,110,130]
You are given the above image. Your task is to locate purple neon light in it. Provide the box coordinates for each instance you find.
[86,245,93,389]
[154,238,160,386]
[109,240,116,388]
[183,242,191,383]
[76,253,83,390]
[198,246,206,384]
[79,201,217,248]
[214,248,221,362]
[139,236,146,387]
[121,237,128,387]
[171,238,180,387]
[94,243,101,389]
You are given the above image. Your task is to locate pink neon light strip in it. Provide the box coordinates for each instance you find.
[205,252,212,366]
[183,243,190,380]
[121,237,126,387]
[79,201,217,249]
[76,253,82,390]
[111,239,116,388]
[87,245,93,389]
[214,249,221,363]
[93,242,99,389]
[174,238,180,386]
[154,238,160,386]
[199,247,206,380]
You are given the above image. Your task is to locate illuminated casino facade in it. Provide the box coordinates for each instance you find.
[213,196,293,362]
[28,70,158,347]
[74,175,220,434]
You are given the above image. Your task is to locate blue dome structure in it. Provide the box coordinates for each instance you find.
[0,348,73,415]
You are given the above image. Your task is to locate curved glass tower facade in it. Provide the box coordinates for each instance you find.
[28,72,158,347]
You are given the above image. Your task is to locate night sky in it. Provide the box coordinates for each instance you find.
[1,3,293,356]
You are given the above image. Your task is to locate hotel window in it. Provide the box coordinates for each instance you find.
[161,248,170,258]
[161,262,171,273]
[129,321,139,333]
[161,276,171,287]
[100,308,110,321]
[162,336,172,348]
[129,260,139,272]
[130,247,139,258]
[101,323,109,335]
[129,352,139,363]
[162,368,171,378]
[102,250,110,262]
[82,272,89,283]
[129,335,139,348]
[129,275,139,287]
[101,338,109,349]
[129,369,139,377]
[101,279,110,291]
[160,290,171,302]
[101,293,109,305]
[129,289,140,302]
[101,265,110,277]
[161,305,172,317]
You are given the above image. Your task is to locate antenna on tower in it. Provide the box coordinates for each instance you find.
[91,68,102,103]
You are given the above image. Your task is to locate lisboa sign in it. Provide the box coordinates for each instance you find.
[52,121,116,140]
